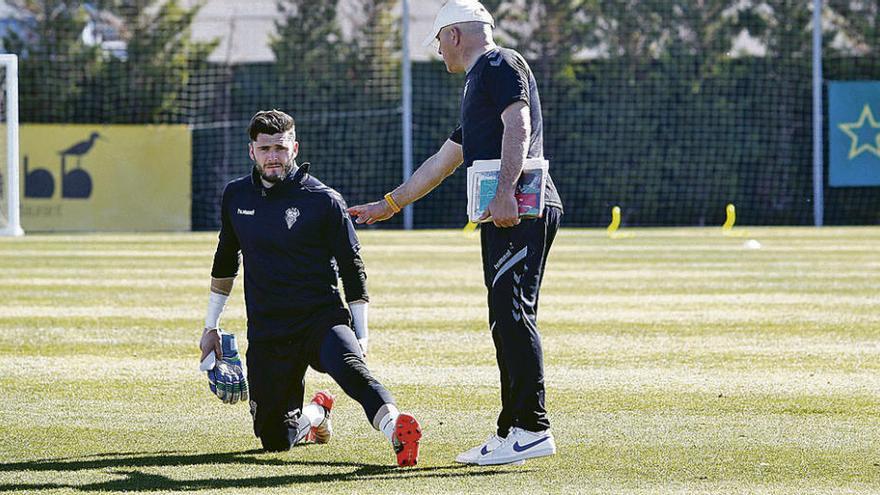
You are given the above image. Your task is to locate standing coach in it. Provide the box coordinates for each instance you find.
[348,0,563,466]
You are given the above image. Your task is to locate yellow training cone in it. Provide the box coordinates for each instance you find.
[722,203,749,237]
[607,206,621,237]
[722,203,736,232]
[607,206,633,238]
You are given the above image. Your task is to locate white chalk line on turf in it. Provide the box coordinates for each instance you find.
[6,356,880,396]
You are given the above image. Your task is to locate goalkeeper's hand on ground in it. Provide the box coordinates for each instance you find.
[199,329,249,404]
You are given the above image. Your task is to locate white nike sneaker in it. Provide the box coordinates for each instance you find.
[455,433,506,464]
[476,427,556,466]
[455,433,526,465]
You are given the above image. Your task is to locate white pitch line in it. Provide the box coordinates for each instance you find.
[6,356,880,396]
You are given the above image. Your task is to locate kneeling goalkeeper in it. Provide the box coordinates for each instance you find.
[198,109,421,467]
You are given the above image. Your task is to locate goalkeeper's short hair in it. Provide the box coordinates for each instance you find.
[248,109,295,141]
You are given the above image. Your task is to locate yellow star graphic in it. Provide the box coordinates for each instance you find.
[838,104,880,160]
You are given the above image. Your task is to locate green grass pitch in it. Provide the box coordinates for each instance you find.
[1,227,878,494]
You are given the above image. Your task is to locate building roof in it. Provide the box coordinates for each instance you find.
[186,0,443,64]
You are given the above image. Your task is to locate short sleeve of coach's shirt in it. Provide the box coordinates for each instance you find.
[449,125,462,145]
[484,53,531,114]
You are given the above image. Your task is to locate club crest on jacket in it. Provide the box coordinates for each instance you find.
[285,207,300,229]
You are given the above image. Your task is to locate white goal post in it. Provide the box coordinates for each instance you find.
[0,54,23,237]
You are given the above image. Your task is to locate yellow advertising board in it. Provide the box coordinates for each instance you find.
[11,124,191,231]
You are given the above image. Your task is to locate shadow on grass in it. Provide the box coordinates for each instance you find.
[0,450,526,492]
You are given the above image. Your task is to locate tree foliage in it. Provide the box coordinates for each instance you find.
[2,0,217,123]
[95,0,218,123]
[2,1,103,122]
[270,0,399,109]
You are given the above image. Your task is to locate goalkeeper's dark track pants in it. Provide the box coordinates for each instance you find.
[481,206,562,437]
[246,320,394,451]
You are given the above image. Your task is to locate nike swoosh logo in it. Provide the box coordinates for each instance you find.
[480,445,491,455]
[512,436,550,452]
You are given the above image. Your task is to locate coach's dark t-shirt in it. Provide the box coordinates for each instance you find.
[449,47,562,210]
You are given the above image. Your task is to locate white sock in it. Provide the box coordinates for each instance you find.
[377,404,400,443]
[302,403,326,427]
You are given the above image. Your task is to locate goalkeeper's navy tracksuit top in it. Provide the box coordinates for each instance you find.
[211,164,368,342]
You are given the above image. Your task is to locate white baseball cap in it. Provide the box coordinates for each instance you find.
[422,0,495,47]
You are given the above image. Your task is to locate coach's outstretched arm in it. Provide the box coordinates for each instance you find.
[347,139,463,224]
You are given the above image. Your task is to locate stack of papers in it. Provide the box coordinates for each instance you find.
[466,158,548,223]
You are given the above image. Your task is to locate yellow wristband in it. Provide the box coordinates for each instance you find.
[384,193,401,213]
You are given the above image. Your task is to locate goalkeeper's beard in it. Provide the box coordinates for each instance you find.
[259,159,295,183]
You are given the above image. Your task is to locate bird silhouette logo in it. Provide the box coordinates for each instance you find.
[24,131,104,199]
[59,132,103,199]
